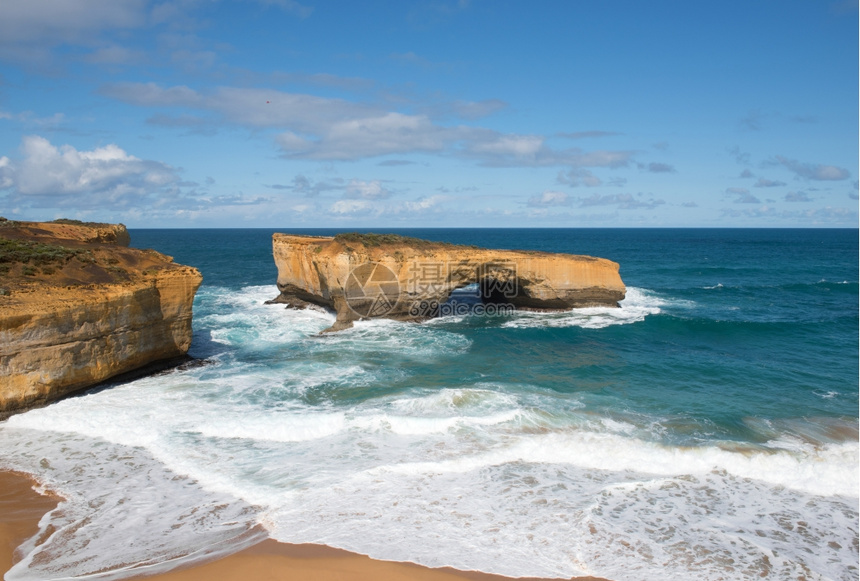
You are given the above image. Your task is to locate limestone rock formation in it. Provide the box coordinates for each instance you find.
[0,218,202,417]
[271,233,625,332]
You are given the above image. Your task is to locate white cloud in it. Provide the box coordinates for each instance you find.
[464,135,634,169]
[100,83,204,108]
[735,193,761,204]
[344,179,392,200]
[774,155,851,181]
[468,134,543,158]
[0,0,150,66]
[754,177,786,188]
[101,83,637,168]
[0,110,67,128]
[558,131,622,139]
[784,191,812,202]
[0,156,12,188]
[528,191,570,207]
[725,187,761,204]
[646,162,675,173]
[330,199,375,215]
[557,169,602,187]
[0,135,179,202]
[579,193,665,209]
[445,99,507,120]
[317,113,449,159]
[0,0,145,45]
[722,206,856,224]
[728,146,751,165]
[83,45,147,65]
[276,132,314,154]
[568,150,632,169]
[328,195,451,218]
[404,195,448,211]
[269,175,343,197]
[0,0,311,66]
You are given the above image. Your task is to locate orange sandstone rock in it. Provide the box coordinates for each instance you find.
[271,233,625,332]
[0,219,202,416]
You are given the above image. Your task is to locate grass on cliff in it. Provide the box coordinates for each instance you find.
[0,217,116,229]
[334,232,476,248]
[50,218,114,228]
[0,238,95,266]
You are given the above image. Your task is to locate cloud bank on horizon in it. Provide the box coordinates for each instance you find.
[0,0,857,227]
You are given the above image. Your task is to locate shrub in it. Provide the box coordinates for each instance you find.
[75,252,96,264]
[51,218,109,227]
[333,232,463,248]
[0,238,87,265]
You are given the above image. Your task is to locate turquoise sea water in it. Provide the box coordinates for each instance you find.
[1,228,857,581]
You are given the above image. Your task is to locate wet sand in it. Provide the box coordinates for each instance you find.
[0,470,610,581]
[0,471,62,575]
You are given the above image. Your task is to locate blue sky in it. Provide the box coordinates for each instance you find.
[0,0,857,228]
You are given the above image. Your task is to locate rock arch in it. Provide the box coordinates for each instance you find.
[270,233,626,332]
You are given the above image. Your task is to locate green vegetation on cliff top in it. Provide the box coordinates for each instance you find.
[333,232,476,248]
[0,217,116,229]
[0,238,94,266]
[50,218,116,228]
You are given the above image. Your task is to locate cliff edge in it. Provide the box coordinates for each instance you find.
[271,233,625,332]
[0,218,202,417]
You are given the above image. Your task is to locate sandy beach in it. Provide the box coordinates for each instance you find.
[0,470,610,581]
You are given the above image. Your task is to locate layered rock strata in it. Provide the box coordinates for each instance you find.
[0,219,202,416]
[271,233,625,332]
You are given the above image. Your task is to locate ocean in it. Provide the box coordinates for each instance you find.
[1,228,857,581]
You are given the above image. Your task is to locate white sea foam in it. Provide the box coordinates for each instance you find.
[501,287,665,329]
[5,378,858,581]
[322,317,473,357]
[0,428,264,581]
[198,285,334,347]
[262,439,859,580]
[357,429,858,497]
[193,411,348,442]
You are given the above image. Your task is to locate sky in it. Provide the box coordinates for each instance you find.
[0,0,857,228]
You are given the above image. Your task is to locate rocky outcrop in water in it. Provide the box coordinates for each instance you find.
[0,218,202,417]
[271,233,625,332]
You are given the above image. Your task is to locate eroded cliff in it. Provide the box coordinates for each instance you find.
[271,233,625,331]
[0,218,202,416]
